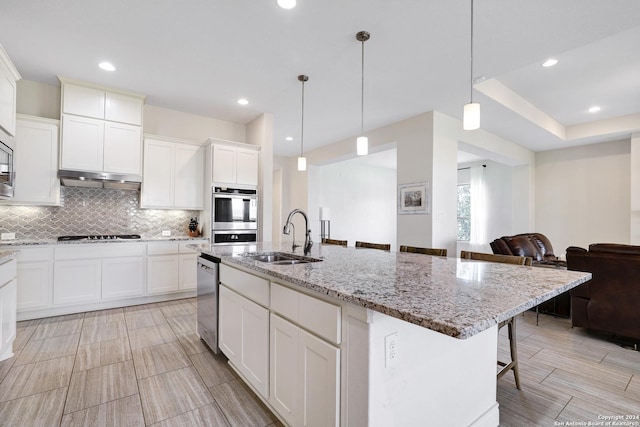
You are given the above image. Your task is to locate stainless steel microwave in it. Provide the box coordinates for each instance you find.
[0,139,14,199]
[212,187,258,231]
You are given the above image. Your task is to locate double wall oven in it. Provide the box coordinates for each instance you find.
[211,187,258,245]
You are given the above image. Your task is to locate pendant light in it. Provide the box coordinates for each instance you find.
[463,0,480,130]
[297,74,309,171]
[356,31,370,156]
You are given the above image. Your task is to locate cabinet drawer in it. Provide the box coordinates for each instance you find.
[220,264,269,307]
[55,243,146,260]
[147,242,180,255]
[0,259,17,286]
[16,247,53,262]
[271,282,341,345]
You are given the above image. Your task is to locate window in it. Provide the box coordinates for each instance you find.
[457,184,471,241]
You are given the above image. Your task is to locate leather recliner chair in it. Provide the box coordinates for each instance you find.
[566,244,640,342]
[490,233,566,267]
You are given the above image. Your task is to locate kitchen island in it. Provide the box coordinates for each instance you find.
[194,242,591,427]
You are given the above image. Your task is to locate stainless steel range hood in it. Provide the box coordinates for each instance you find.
[58,170,142,191]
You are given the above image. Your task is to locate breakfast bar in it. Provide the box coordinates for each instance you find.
[194,242,591,427]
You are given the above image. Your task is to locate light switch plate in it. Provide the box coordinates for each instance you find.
[1,232,16,240]
[162,230,171,237]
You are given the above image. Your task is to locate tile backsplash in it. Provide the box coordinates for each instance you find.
[0,187,201,240]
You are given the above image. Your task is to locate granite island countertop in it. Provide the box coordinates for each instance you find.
[0,250,17,263]
[193,242,592,339]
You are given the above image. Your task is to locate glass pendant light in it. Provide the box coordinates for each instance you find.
[297,74,309,171]
[463,0,480,130]
[356,31,370,156]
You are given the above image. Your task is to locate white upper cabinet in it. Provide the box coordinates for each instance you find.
[141,136,204,210]
[59,78,144,174]
[9,115,60,206]
[208,140,260,187]
[0,44,21,136]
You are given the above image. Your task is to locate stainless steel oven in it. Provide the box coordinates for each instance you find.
[212,229,258,245]
[0,139,15,199]
[212,187,258,231]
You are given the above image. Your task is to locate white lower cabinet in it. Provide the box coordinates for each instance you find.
[219,284,269,399]
[102,256,144,299]
[15,247,53,311]
[54,259,102,305]
[270,313,340,427]
[0,258,17,362]
[147,241,202,294]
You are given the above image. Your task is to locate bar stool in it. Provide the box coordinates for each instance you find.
[321,238,348,247]
[355,241,391,251]
[460,250,532,389]
[399,245,447,257]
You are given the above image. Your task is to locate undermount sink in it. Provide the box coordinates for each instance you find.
[244,252,322,265]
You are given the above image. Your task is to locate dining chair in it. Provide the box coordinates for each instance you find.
[321,238,348,247]
[355,241,391,251]
[459,250,532,390]
[399,245,447,257]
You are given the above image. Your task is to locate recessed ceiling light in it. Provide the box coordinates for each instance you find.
[98,62,116,71]
[541,58,558,68]
[277,0,296,9]
[285,136,294,141]
[588,105,601,113]
[237,98,249,106]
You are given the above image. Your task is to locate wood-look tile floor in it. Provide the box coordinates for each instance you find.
[497,312,640,426]
[0,300,638,426]
[0,298,283,426]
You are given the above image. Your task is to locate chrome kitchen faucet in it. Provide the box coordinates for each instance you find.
[283,209,313,255]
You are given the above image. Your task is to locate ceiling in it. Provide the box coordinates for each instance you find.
[1,0,640,158]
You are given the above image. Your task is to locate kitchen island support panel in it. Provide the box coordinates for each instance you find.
[343,305,498,427]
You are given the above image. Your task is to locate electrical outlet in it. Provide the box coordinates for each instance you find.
[162,230,171,237]
[1,232,16,240]
[385,332,399,367]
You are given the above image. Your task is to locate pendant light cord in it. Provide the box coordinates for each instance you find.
[360,37,365,134]
[470,0,474,103]
[301,79,305,157]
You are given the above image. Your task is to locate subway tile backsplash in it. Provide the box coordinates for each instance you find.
[0,187,200,240]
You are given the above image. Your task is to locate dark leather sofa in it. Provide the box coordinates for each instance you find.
[491,233,569,316]
[566,244,640,342]
[490,233,566,267]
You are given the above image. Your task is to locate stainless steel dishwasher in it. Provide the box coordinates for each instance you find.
[196,253,219,353]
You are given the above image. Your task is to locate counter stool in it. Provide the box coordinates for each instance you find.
[399,245,447,257]
[322,238,348,247]
[460,250,532,389]
[355,241,391,251]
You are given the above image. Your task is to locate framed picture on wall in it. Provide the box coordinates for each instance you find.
[398,181,430,215]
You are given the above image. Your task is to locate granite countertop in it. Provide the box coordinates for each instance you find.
[193,242,591,339]
[0,250,17,263]
[0,236,208,246]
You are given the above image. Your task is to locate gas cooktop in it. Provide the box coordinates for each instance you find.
[57,234,142,241]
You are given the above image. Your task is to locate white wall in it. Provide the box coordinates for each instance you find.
[308,160,397,248]
[631,132,640,244]
[246,113,274,243]
[16,80,60,119]
[535,139,631,254]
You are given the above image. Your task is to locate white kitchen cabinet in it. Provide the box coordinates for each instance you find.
[269,282,341,426]
[15,246,53,311]
[59,78,144,175]
[141,136,203,210]
[210,142,259,187]
[103,121,142,175]
[60,114,104,172]
[147,241,202,294]
[53,259,102,305]
[6,115,60,206]
[0,45,20,136]
[147,254,180,295]
[102,256,144,299]
[54,243,146,306]
[0,257,17,362]
[219,284,269,398]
